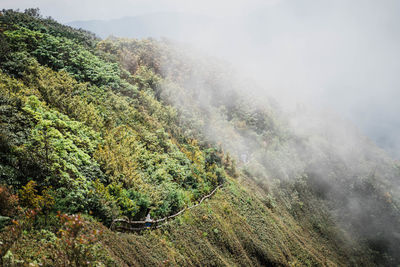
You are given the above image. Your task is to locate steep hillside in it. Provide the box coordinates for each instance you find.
[1,9,400,266]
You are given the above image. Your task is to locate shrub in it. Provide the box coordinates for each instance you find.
[0,185,19,217]
[57,212,103,266]
[18,180,54,211]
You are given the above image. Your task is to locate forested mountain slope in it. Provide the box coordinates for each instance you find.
[0,9,400,266]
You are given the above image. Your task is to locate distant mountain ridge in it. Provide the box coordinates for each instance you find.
[67,12,217,39]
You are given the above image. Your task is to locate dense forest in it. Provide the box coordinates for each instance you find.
[1,9,400,266]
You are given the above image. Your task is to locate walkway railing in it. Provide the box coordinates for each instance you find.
[110,184,223,232]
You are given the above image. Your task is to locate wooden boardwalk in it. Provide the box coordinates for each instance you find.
[110,184,223,232]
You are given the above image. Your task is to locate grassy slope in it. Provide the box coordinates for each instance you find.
[7,179,363,266]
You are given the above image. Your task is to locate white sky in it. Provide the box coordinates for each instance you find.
[1,0,281,22]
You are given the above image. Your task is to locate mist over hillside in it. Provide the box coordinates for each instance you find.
[68,1,400,159]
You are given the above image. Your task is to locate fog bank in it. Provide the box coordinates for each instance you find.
[4,1,400,156]
[64,0,400,158]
